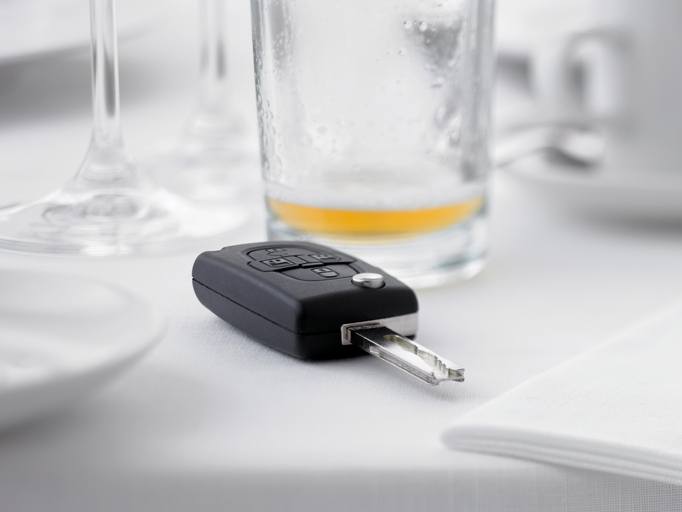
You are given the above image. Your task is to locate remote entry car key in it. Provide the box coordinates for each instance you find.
[192,241,464,385]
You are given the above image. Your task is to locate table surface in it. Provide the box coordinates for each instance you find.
[2,2,682,511]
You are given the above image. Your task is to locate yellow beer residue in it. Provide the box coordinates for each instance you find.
[268,197,483,236]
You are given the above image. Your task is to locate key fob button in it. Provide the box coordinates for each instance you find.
[299,253,353,265]
[282,264,356,281]
[247,247,307,261]
[352,273,385,289]
[248,258,300,272]
[299,253,355,265]
[312,267,340,278]
[263,258,291,267]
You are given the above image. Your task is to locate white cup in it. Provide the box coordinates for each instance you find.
[531,0,682,180]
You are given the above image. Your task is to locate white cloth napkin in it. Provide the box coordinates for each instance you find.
[442,302,682,485]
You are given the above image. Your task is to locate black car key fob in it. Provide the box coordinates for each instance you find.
[192,241,464,385]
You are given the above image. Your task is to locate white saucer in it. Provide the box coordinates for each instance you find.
[506,154,682,221]
[0,269,165,430]
[0,0,160,66]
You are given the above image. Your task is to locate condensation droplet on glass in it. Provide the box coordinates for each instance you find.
[403,20,413,30]
[419,21,428,32]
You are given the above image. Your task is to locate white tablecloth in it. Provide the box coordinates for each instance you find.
[2,1,682,510]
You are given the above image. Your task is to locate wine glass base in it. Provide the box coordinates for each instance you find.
[147,142,260,204]
[0,186,247,256]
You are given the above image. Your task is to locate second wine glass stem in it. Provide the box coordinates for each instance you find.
[198,0,229,114]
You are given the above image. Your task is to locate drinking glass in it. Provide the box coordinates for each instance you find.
[251,0,495,286]
[0,0,243,256]
[150,0,258,204]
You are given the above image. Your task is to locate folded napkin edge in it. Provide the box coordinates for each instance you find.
[442,424,682,486]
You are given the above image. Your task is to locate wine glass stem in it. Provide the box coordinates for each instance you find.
[198,0,229,114]
[90,0,124,151]
[69,0,138,188]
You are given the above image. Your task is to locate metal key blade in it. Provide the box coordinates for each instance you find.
[348,325,465,385]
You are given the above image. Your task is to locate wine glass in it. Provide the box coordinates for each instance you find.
[0,0,245,256]
[148,0,258,204]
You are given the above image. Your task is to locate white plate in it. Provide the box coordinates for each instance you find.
[0,0,159,66]
[497,0,596,59]
[0,269,165,430]
[506,154,682,221]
